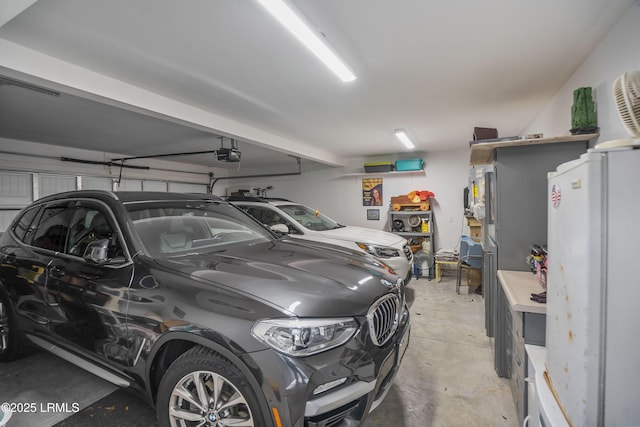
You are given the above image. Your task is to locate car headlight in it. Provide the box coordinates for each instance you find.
[356,242,400,259]
[251,318,358,357]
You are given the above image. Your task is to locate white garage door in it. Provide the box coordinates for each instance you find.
[0,171,209,232]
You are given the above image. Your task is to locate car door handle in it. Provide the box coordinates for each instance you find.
[48,265,66,278]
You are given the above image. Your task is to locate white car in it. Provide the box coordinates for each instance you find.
[230,197,414,282]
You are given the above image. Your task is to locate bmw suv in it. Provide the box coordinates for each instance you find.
[0,191,410,427]
[228,196,414,283]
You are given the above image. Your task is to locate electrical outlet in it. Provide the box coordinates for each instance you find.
[449,216,454,223]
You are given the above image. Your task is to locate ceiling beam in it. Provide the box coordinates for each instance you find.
[0,39,345,167]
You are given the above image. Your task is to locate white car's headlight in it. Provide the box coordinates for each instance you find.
[251,318,358,357]
[356,242,400,259]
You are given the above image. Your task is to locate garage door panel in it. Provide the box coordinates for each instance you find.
[0,210,20,232]
[119,179,142,191]
[82,177,114,191]
[168,182,207,193]
[39,174,76,198]
[142,181,167,192]
[0,172,33,206]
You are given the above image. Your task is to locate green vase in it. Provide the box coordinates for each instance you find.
[570,87,598,135]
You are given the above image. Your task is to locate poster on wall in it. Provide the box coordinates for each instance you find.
[362,178,383,206]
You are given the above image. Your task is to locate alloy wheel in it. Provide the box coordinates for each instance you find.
[169,370,254,427]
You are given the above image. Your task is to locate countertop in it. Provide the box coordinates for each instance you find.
[497,270,547,314]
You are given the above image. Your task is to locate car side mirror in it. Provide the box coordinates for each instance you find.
[84,239,111,264]
[270,224,289,235]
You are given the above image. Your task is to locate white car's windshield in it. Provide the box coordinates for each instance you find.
[278,204,344,231]
[126,201,272,257]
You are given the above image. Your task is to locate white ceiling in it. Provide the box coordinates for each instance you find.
[0,0,634,170]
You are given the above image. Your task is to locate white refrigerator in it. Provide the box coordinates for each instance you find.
[538,146,640,426]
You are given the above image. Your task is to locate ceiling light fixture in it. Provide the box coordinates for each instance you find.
[394,129,415,149]
[257,0,356,82]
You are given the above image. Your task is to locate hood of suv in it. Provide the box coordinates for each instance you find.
[315,226,406,248]
[153,239,402,318]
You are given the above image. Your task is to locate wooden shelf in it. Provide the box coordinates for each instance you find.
[469,133,599,165]
[389,210,432,215]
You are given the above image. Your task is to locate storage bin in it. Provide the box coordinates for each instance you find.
[364,162,394,173]
[395,159,424,171]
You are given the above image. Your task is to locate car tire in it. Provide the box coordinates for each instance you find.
[156,345,267,427]
[0,286,25,362]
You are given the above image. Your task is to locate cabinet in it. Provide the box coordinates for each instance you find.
[475,136,592,376]
[497,270,546,424]
[492,141,590,271]
[388,210,434,278]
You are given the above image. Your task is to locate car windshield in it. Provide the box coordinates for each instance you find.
[278,204,344,231]
[125,201,272,257]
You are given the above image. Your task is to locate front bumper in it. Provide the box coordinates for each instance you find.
[248,307,411,427]
[305,321,410,423]
[385,257,413,284]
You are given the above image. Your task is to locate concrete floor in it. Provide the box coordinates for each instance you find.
[366,275,518,427]
[0,275,518,427]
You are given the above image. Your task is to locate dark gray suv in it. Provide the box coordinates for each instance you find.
[0,191,410,427]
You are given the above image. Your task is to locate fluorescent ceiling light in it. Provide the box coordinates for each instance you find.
[257,0,356,82]
[395,129,415,149]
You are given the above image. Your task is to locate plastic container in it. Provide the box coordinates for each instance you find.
[395,159,424,171]
[364,162,394,173]
[414,252,428,277]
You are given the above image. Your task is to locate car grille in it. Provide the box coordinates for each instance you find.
[402,243,412,261]
[367,294,400,346]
